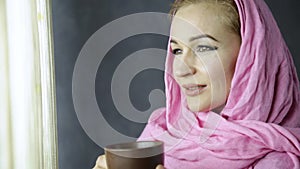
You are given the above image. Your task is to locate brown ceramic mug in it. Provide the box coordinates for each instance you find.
[105,141,164,169]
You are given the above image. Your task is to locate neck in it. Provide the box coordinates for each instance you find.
[212,104,225,114]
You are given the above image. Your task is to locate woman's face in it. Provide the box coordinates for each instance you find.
[171,3,241,113]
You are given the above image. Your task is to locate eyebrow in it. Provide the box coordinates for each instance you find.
[170,34,219,44]
[170,39,178,44]
[189,34,219,42]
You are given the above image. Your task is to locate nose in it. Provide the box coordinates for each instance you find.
[173,50,196,77]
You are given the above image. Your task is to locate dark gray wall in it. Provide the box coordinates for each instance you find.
[52,1,170,169]
[52,1,300,169]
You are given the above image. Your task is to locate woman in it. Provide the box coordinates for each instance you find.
[94,0,300,168]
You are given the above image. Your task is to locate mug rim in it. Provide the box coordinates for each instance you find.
[104,141,164,158]
[105,141,163,152]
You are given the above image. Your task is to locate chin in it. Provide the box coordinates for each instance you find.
[186,96,226,113]
[186,97,210,112]
[187,103,209,113]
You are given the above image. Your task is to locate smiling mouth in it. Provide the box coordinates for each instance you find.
[183,84,207,96]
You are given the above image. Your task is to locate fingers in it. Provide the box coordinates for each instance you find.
[93,155,107,169]
[93,155,164,169]
[156,164,165,169]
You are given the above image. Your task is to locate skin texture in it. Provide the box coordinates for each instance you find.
[171,3,241,113]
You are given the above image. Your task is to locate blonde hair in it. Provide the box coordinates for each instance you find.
[170,0,240,35]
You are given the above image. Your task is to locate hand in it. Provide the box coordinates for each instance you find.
[93,155,107,169]
[156,164,165,169]
[93,154,165,169]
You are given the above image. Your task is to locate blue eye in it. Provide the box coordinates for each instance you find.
[172,48,183,55]
[196,45,218,52]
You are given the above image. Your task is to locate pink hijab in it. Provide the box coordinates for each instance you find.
[138,0,300,168]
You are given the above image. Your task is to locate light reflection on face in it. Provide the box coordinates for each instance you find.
[171,3,241,113]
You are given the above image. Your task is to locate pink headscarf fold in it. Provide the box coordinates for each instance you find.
[138,0,300,168]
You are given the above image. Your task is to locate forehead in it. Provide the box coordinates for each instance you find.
[170,3,229,43]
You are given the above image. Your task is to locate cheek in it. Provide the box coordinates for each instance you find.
[222,38,240,81]
[222,52,239,86]
[224,64,235,86]
[200,55,229,104]
[172,57,182,84]
[202,49,237,87]
[172,57,178,72]
[200,55,226,82]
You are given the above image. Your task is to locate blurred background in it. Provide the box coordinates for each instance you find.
[51,0,300,169]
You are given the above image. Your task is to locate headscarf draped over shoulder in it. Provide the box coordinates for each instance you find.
[138,0,300,168]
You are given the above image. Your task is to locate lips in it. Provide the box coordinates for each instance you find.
[182,84,207,96]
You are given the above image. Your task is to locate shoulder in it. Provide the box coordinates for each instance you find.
[137,108,166,141]
[148,107,166,123]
